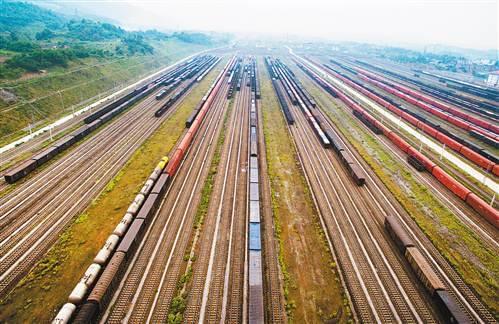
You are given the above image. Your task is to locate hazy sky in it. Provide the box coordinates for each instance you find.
[37,0,498,50]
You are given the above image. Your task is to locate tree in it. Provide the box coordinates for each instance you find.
[36,28,54,40]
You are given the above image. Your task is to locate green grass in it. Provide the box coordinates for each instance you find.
[0,39,210,144]
[258,58,349,323]
[0,62,223,323]
[291,62,499,317]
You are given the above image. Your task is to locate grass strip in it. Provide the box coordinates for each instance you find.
[259,59,349,323]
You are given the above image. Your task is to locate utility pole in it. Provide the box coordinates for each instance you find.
[58,91,65,112]
[28,110,34,136]
[440,144,445,160]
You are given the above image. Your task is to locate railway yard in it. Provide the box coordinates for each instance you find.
[0,44,497,324]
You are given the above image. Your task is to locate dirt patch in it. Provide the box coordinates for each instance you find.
[0,89,17,104]
[19,71,46,81]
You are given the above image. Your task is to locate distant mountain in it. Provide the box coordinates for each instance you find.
[0,2,156,78]
[0,1,226,79]
[23,0,153,30]
[0,1,67,35]
[423,44,497,61]
[0,1,138,43]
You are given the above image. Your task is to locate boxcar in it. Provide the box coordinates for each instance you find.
[155,89,167,100]
[249,182,260,202]
[135,193,160,222]
[434,290,469,324]
[86,119,102,132]
[349,163,366,186]
[71,125,91,141]
[4,159,37,183]
[151,173,169,196]
[248,250,264,324]
[250,166,259,184]
[54,135,76,151]
[405,246,445,295]
[250,157,258,169]
[249,200,261,223]
[339,150,354,166]
[408,155,426,172]
[85,252,127,320]
[384,216,414,251]
[32,146,60,166]
[186,109,200,128]
[72,300,98,324]
[325,129,344,153]
[249,223,262,251]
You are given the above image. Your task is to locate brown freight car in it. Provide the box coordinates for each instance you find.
[405,246,446,295]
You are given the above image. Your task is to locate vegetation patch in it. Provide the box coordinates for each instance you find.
[0,64,223,323]
[259,59,348,323]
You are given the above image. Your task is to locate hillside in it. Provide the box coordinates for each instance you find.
[0,1,224,79]
[0,1,225,142]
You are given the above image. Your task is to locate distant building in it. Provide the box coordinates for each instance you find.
[486,71,499,87]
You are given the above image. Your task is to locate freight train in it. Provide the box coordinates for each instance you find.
[385,216,469,323]
[54,155,169,323]
[154,55,219,117]
[275,58,316,108]
[322,64,499,175]
[354,68,499,141]
[268,57,365,186]
[227,58,242,99]
[418,70,499,102]
[5,85,153,184]
[269,57,331,147]
[247,73,264,323]
[271,79,295,125]
[265,56,295,126]
[351,59,498,117]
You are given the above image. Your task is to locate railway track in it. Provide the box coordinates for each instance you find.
[326,62,499,198]
[184,67,249,323]
[294,61,496,322]
[2,49,493,323]
[334,57,498,123]
[0,51,216,173]
[0,75,206,299]
[212,70,250,323]
[283,80,435,322]
[256,60,287,323]
[307,58,499,246]
[100,71,231,323]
